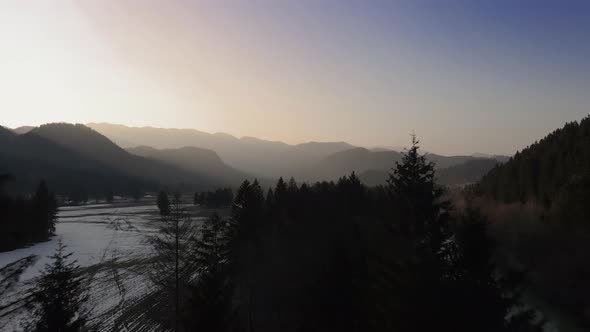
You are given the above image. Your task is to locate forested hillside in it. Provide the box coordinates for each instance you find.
[477,116,590,219]
[31,124,202,186]
[30,123,243,189]
[126,146,249,187]
[1,123,269,199]
[472,115,590,327]
[0,126,154,198]
[0,177,57,251]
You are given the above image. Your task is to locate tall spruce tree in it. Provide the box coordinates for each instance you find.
[186,213,233,331]
[387,134,452,262]
[382,135,454,331]
[225,179,265,331]
[380,136,542,331]
[28,242,88,332]
[148,195,199,331]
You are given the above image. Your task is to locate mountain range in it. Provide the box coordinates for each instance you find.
[1,122,508,195]
[125,145,249,186]
[86,123,355,179]
[87,123,507,183]
[0,124,244,195]
[0,125,153,195]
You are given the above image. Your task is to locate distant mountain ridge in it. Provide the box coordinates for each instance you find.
[32,124,248,189]
[86,122,354,178]
[307,147,506,184]
[0,123,250,195]
[358,158,501,187]
[86,123,508,183]
[12,126,35,134]
[0,125,154,195]
[5,123,510,189]
[125,145,249,186]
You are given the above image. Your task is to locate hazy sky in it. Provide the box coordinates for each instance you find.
[1,0,589,155]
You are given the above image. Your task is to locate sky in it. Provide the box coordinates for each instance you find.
[1,0,589,155]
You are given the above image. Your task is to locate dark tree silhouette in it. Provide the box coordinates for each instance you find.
[367,135,455,331]
[186,213,233,331]
[148,195,199,331]
[28,242,88,332]
[31,180,58,238]
[157,190,171,216]
[224,180,265,330]
[193,188,233,208]
[366,135,542,332]
[387,134,451,251]
[0,178,57,251]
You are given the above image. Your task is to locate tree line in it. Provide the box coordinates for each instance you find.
[0,175,57,251]
[193,188,234,208]
[146,137,542,331]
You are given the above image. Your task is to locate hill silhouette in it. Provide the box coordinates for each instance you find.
[304,147,506,184]
[126,146,249,186]
[87,122,508,183]
[358,159,500,187]
[1,123,256,195]
[477,115,590,206]
[87,123,354,178]
[0,125,153,196]
[33,123,251,190]
[12,126,35,134]
[473,115,590,326]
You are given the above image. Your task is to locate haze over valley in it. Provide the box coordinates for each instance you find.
[2,122,509,194]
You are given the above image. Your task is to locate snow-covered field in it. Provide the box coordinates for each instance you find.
[1,204,158,279]
[0,203,204,331]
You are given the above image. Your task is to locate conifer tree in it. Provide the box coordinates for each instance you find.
[148,195,198,331]
[381,136,542,332]
[388,134,451,261]
[224,179,265,330]
[265,188,274,209]
[28,242,88,332]
[381,135,454,331]
[157,190,171,216]
[31,180,57,239]
[187,213,233,331]
[274,177,287,210]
